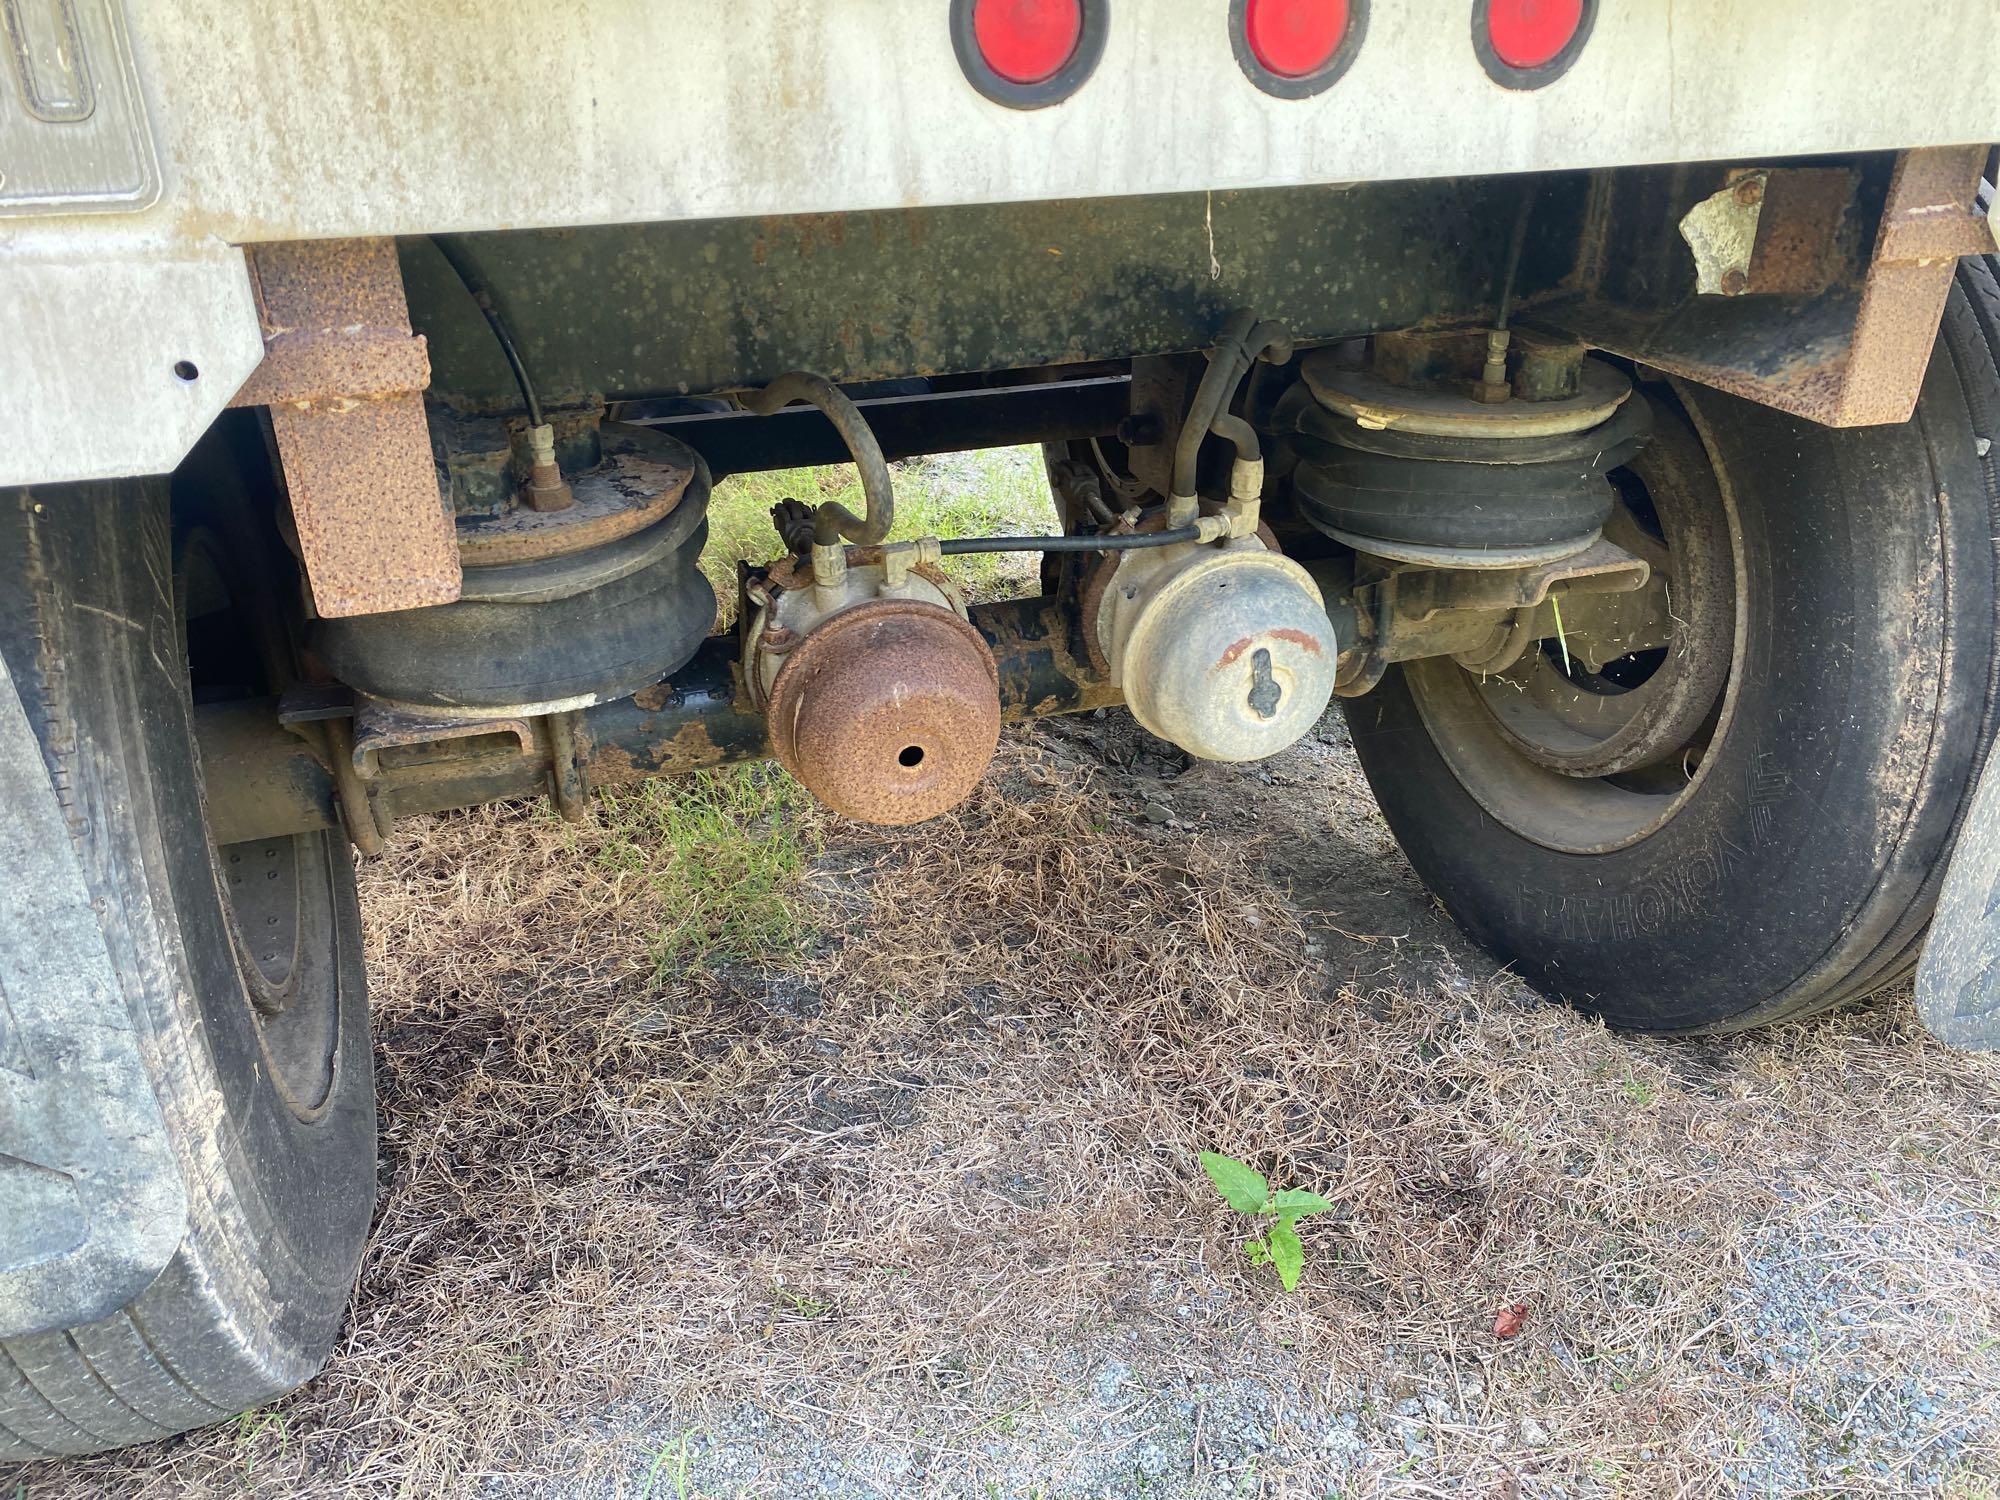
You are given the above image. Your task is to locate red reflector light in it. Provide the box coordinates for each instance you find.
[972,0,1083,85]
[1244,0,1350,79]
[1484,0,1584,71]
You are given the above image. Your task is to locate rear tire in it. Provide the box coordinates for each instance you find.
[0,424,375,1459]
[1345,260,2000,1032]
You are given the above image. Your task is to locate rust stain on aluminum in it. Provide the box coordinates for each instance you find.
[233,238,462,617]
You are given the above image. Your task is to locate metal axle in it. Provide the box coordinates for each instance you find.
[196,595,1119,848]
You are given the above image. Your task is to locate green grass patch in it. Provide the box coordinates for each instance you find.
[703,447,1055,621]
[595,764,817,978]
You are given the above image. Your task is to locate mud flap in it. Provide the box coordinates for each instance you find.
[0,649,184,1337]
[1918,743,2000,1049]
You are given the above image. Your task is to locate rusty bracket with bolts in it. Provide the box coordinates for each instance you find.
[230,238,463,618]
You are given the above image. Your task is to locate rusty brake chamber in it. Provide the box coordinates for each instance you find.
[740,374,1003,827]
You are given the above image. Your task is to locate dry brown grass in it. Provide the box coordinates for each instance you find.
[12,731,2000,1498]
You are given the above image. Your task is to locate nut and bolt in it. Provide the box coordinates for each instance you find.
[522,423,575,512]
[1471,327,1513,404]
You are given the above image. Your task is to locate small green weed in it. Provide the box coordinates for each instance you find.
[1622,1075,1659,1106]
[638,1431,697,1500]
[1200,1151,1334,1292]
[596,765,816,978]
[230,1408,289,1482]
[771,1282,830,1319]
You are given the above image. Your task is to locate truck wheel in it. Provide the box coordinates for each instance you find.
[1345,259,2000,1033]
[0,435,375,1457]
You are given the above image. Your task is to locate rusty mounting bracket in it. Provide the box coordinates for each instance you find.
[1539,146,1999,429]
[230,238,463,617]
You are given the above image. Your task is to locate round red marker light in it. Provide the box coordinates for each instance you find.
[1485,0,1584,71]
[1244,0,1350,79]
[972,0,1083,85]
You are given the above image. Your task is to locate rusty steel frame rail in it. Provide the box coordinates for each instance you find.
[195,595,1120,848]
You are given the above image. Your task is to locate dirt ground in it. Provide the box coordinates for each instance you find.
[10,699,2000,1500]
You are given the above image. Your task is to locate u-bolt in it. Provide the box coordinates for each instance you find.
[743,372,896,547]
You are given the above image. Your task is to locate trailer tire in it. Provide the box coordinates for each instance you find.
[1345,258,2000,1032]
[0,443,374,1459]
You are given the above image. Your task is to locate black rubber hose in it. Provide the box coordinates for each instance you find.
[940,526,1201,555]
[1493,185,1537,331]
[1210,411,1261,465]
[431,235,544,428]
[1169,314,1295,497]
[1243,319,1295,368]
[1171,308,1259,499]
[742,372,894,546]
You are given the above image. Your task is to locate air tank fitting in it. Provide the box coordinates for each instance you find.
[746,542,1001,826]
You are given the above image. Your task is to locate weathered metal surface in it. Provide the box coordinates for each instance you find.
[744,547,970,707]
[0,238,265,487]
[765,598,1002,826]
[1837,146,1998,426]
[1374,537,1651,630]
[233,239,462,618]
[26,1,2000,242]
[1678,172,1767,298]
[453,427,693,567]
[586,636,771,791]
[198,597,1120,845]
[9,5,2000,491]
[319,713,385,855]
[401,179,1587,409]
[1334,537,1660,680]
[196,701,342,847]
[1303,351,1630,438]
[0,0,157,216]
[1098,540,1336,763]
[0,648,185,1339]
[1542,149,1997,428]
[349,698,538,774]
[546,710,589,822]
[1742,169,1857,297]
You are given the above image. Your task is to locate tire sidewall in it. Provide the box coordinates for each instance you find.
[1,476,375,1387]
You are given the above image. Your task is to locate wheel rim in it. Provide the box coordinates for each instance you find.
[181,529,344,1119]
[1405,400,1743,854]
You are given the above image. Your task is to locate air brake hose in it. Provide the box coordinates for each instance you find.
[1169,313,1294,519]
[1170,308,1259,503]
[743,372,896,547]
[938,526,1201,555]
